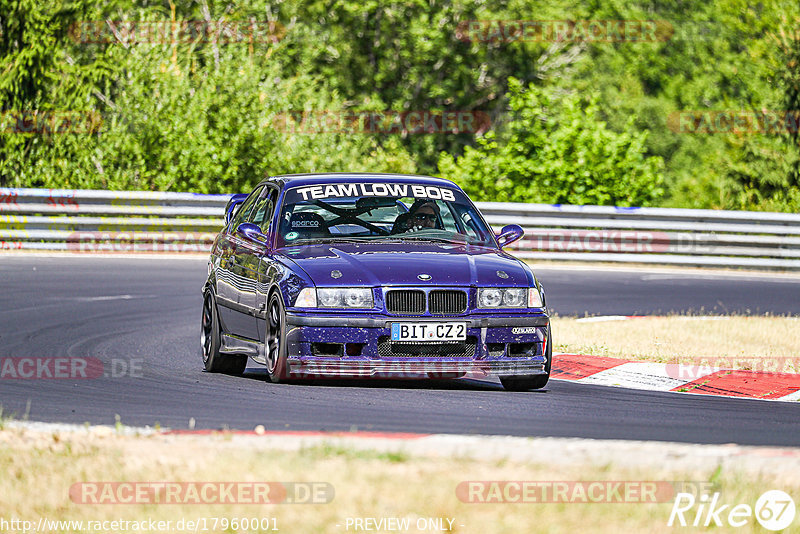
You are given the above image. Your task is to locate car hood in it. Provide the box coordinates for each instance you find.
[276,242,532,287]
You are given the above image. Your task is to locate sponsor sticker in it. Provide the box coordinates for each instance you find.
[291,220,320,228]
[511,327,538,335]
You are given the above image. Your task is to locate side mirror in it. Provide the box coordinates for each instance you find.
[496,224,524,248]
[225,194,249,225]
[236,222,269,246]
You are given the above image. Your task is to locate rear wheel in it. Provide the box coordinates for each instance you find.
[201,290,247,375]
[500,324,552,391]
[265,291,289,383]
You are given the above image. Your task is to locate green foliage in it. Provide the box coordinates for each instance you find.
[0,0,110,187]
[32,47,415,192]
[0,0,799,211]
[0,0,85,107]
[271,0,561,171]
[563,0,800,211]
[714,15,800,212]
[720,133,800,212]
[439,79,664,206]
[0,1,417,191]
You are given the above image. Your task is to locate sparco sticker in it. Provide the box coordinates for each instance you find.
[295,183,456,202]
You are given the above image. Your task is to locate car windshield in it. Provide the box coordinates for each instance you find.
[276,182,496,248]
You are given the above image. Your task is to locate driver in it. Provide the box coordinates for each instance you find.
[408,200,440,229]
[391,200,442,233]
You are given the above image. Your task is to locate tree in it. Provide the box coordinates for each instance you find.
[712,11,800,212]
[438,78,664,206]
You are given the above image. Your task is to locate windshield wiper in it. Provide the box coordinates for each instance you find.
[393,235,466,244]
[320,236,379,243]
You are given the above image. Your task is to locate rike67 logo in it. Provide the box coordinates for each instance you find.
[669,490,796,530]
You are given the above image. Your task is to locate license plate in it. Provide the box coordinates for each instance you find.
[391,322,467,342]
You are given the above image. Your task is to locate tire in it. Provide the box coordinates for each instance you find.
[265,290,289,383]
[201,290,247,375]
[500,324,552,391]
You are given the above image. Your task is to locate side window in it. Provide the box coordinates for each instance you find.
[438,200,458,232]
[459,210,481,240]
[249,189,277,231]
[230,186,264,230]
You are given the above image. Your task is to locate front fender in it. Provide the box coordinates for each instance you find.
[203,257,218,295]
[273,256,315,309]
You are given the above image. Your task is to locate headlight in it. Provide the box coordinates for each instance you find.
[502,288,526,307]
[528,287,544,308]
[316,288,373,308]
[478,288,526,308]
[478,287,542,308]
[478,288,503,307]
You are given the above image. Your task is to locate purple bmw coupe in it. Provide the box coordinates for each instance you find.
[202,173,551,391]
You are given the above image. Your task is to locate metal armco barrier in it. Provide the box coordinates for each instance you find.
[2,188,800,269]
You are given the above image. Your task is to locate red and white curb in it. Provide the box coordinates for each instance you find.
[552,354,800,402]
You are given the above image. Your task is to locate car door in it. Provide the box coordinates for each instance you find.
[217,185,264,338]
[235,187,279,342]
[254,187,283,344]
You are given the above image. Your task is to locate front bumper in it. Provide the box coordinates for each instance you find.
[286,359,547,378]
[284,311,549,378]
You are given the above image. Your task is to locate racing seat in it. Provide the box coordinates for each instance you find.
[287,211,331,240]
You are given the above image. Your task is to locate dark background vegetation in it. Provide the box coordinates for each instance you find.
[1,0,799,211]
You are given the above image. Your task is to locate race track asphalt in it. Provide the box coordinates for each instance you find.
[0,255,798,445]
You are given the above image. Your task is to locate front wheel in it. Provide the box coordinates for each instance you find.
[500,324,552,391]
[201,290,247,375]
[265,291,289,383]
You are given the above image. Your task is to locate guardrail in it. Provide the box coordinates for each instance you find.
[2,187,800,269]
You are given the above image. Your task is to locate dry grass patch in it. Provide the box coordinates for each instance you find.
[1,428,799,533]
[553,316,800,372]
